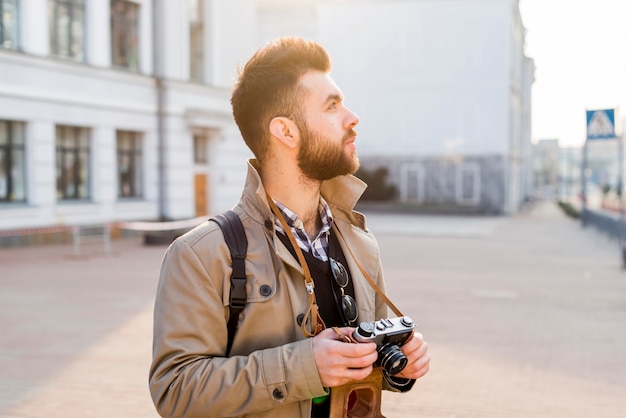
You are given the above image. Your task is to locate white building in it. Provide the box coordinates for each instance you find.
[1,0,534,243]
[0,0,258,240]
[532,139,560,200]
[259,0,535,214]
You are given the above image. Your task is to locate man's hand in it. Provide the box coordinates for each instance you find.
[394,331,430,380]
[311,327,378,387]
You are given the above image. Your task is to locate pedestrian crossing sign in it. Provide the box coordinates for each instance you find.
[586,109,615,140]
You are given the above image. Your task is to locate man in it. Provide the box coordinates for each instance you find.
[149,37,429,418]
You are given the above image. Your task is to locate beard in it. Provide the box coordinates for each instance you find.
[296,122,360,182]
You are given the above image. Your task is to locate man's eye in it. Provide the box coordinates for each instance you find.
[328,102,337,110]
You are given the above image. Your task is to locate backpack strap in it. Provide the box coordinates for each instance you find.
[211,210,248,357]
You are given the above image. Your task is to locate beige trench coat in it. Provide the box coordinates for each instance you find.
[149,160,391,418]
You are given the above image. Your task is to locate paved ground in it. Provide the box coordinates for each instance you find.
[1,201,625,417]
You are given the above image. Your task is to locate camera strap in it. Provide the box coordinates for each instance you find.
[332,223,404,318]
[268,192,403,336]
[214,197,404,346]
[267,195,326,337]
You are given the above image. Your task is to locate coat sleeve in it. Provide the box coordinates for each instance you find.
[148,236,326,417]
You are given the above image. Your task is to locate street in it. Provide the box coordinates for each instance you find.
[1,201,625,417]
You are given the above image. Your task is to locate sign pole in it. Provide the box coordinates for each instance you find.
[581,140,587,226]
[618,134,626,268]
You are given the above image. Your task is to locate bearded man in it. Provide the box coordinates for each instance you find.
[149,37,429,418]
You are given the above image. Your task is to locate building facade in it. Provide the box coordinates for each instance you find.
[1,0,535,240]
[0,0,258,236]
[532,139,560,200]
[259,0,535,214]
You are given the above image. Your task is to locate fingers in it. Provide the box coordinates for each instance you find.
[316,327,376,357]
[312,328,378,387]
[312,327,431,385]
[395,332,430,380]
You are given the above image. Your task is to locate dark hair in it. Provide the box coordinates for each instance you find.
[231,37,331,163]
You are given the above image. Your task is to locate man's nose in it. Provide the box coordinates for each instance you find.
[345,108,360,129]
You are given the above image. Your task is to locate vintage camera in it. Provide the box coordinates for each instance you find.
[352,316,415,375]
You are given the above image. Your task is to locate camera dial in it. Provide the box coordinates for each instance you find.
[356,321,375,338]
[401,316,414,327]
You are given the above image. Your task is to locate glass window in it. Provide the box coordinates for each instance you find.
[48,0,85,61]
[56,125,90,200]
[0,120,26,203]
[193,133,209,164]
[0,0,19,50]
[111,0,139,71]
[189,0,204,82]
[116,130,143,198]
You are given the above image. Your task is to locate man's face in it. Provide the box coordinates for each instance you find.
[295,71,360,181]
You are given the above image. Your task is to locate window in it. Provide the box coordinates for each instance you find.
[0,0,19,50]
[116,130,143,198]
[56,125,90,200]
[0,120,26,203]
[111,0,139,71]
[455,162,481,206]
[400,163,424,203]
[193,133,208,164]
[189,0,204,82]
[48,0,85,61]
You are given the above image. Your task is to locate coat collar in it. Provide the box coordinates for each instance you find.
[239,159,368,231]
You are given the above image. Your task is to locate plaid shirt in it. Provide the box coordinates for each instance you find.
[273,199,333,262]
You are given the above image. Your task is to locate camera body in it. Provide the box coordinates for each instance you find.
[352,316,415,375]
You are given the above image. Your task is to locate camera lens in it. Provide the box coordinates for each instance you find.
[378,344,408,376]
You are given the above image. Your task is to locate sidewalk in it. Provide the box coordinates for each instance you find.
[1,201,625,417]
[377,201,626,417]
[0,239,162,418]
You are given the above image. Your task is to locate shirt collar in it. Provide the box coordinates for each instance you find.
[273,198,334,261]
[273,198,334,239]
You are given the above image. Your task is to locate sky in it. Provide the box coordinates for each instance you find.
[519,0,626,147]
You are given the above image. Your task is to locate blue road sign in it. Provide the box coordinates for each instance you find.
[586,109,615,140]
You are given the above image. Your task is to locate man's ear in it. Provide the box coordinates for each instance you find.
[269,116,298,149]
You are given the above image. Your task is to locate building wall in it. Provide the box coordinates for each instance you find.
[258,0,534,214]
[532,139,560,200]
[361,154,506,214]
[0,0,254,233]
[1,0,535,236]
[522,55,536,208]
[318,0,533,213]
[318,0,511,157]
[0,53,160,229]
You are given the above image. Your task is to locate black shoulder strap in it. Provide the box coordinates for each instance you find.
[210,210,248,357]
